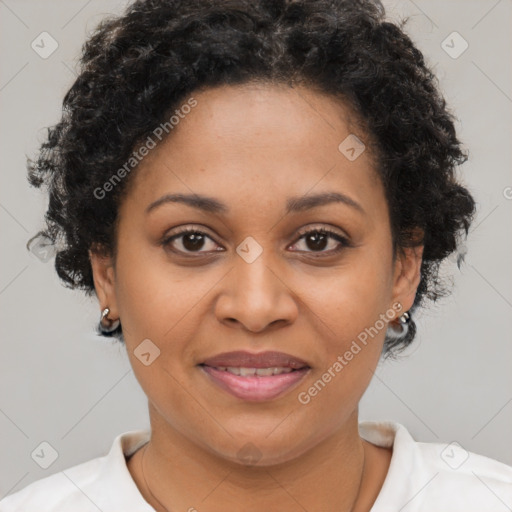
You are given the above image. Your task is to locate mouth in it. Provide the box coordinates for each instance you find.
[198,351,311,402]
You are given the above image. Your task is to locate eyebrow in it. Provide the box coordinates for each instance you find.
[145,191,366,216]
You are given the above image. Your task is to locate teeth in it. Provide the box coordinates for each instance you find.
[255,368,274,376]
[216,366,295,376]
[239,367,256,377]
[273,367,293,375]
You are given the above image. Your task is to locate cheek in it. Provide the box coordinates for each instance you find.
[295,251,393,335]
[113,247,219,393]
[113,242,199,340]
[294,274,387,421]
[289,251,392,393]
[114,257,199,420]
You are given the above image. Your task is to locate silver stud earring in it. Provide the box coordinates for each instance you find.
[99,307,120,334]
[386,311,411,340]
[398,311,410,325]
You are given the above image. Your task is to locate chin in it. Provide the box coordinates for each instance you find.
[202,429,319,468]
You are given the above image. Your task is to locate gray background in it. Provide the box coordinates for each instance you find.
[1,0,511,498]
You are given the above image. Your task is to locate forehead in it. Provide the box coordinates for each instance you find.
[146,82,368,162]
[122,83,384,219]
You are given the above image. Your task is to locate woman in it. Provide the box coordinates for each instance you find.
[2,0,511,510]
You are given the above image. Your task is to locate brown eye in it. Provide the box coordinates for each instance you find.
[180,232,206,251]
[162,228,222,254]
[161,225,350,258]
[290,228,349,255]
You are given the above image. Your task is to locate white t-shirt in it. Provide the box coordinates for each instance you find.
[1,421,511,511]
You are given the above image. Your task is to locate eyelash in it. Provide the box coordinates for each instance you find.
[160,225,351,257]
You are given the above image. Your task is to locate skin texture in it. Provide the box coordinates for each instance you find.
[90,83,423,512]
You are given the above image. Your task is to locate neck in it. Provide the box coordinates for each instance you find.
[127,403,390,512]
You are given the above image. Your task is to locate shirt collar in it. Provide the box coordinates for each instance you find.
[359,421,430,511]
[92,422,425,510]
[95,429,153,510]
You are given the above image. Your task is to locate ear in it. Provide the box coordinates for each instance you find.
[89,246,119,319]
[390,238,424,316]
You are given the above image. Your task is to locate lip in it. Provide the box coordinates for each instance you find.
[201,350,310,369]
[200,366,310,401]
[199,351,311,401]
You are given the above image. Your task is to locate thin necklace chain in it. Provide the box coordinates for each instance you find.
[140,442,366,512]
[141,444,172,512]
[351,448,367,512]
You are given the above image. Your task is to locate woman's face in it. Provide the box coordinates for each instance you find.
[91,83,422,465]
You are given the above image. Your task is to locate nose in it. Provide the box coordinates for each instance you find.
[214,254,299,334]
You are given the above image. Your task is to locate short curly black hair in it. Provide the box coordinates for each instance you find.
[27,0,476,356]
